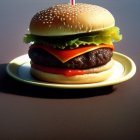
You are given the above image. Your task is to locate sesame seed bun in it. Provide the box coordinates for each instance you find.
[30,59,114,84]
[29,3,115,36]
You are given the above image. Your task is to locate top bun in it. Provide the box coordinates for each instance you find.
[29,3,115,36]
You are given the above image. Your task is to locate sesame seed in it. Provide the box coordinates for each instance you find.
[30,3,112,35]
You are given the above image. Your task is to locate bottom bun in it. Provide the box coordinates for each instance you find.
[30,59,114,84]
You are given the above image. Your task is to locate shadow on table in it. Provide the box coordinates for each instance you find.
[0,64,116,99]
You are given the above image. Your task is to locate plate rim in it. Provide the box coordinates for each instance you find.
[6,52,136,89]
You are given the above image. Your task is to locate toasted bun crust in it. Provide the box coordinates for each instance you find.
[30,59,114,84]
[29,3,115,36]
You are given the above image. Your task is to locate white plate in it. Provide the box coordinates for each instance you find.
[6,52,136,89]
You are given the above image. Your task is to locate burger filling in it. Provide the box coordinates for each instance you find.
[29,46,113,69]
[24,26,122,49]
[24,26,122,76]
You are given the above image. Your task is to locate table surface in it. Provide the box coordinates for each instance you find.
[0,0,140,140]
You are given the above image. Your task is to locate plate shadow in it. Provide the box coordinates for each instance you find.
[0,63,116,99]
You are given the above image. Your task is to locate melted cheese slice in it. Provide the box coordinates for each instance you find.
[31,44,114,63]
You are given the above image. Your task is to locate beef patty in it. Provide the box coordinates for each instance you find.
[28,46,113,69]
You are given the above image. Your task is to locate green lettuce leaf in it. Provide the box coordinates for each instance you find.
[24,26,122,49]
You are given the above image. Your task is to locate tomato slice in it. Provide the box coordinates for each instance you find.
[32,63,85,76]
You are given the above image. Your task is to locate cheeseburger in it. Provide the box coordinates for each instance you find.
[24,3,122,84]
